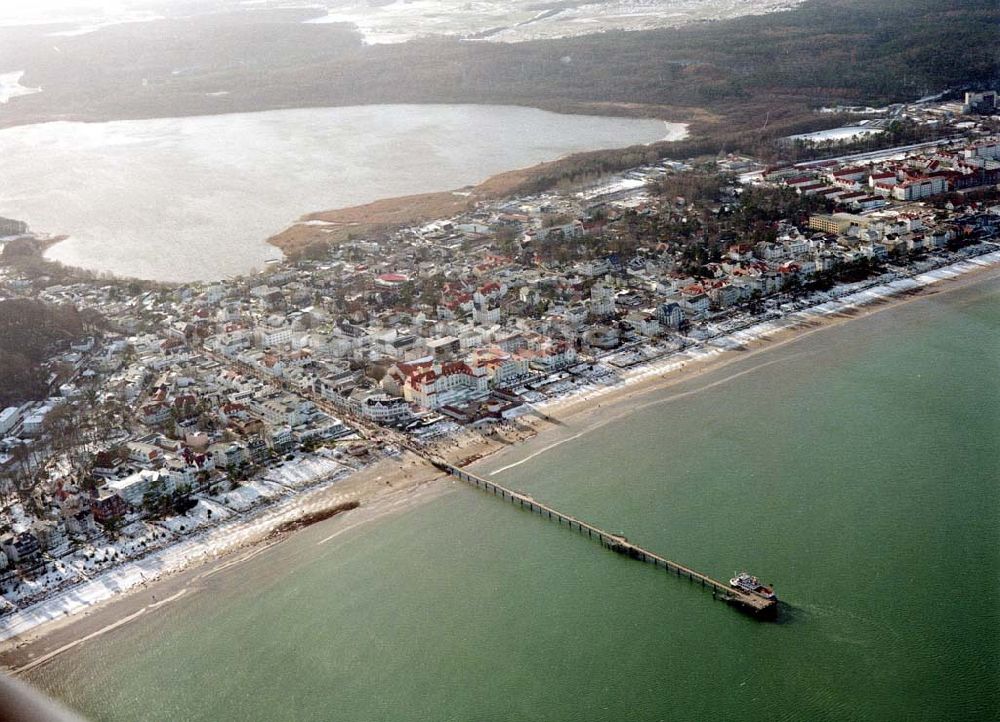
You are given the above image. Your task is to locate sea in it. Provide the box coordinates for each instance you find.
[0,105,677,282]
[24,271,999,720]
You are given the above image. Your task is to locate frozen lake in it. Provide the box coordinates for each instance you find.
[0,105,683,281]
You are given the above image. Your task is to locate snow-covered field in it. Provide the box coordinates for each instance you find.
[0,71,41,104]
[0,1,170,33]
[786,127,885,144]
[304,0,808,44]
[0,0,806,44]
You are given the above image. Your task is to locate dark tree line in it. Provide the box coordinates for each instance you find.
[0,300,87,406]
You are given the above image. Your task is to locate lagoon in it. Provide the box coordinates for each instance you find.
[0,105,679,281]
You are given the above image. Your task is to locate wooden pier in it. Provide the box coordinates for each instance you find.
[435,460,777,617]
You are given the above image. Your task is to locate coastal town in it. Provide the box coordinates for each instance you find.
[0,94,998,632]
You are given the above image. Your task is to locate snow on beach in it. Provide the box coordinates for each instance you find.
[262,455,347,489]
[0,250,995,644]
[157,499,234,535]
[0,455,358,643]
[211,478,286,512]
[533,249,1000,417]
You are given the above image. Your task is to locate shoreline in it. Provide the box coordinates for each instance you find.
[0,249,996,670]
[0,103,693,273]
[262,111,690,257]
[470,250,1000,476]
[0,96,708,134]
[1,232,174,290]
[0,451,451,665]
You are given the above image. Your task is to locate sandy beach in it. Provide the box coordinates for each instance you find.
[0,250,997,672]
[0,453,451,671]
[473,250,1000,474]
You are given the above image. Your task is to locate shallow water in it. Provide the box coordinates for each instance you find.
[0,105,676,281]
[28,277,1000,720]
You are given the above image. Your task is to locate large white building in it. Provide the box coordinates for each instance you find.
[0,407,20,437]
[657,302,685,330]
[252,395,316,427]
[467,347,531,388]
[406,362,489,409]
[21,403,57,437]
[256,324,294,348]
[520,337,577,372]
[385,358,490,410]
[107,469,174,507]
[588,283,616,319]
[472,302,501,326]
[891,175,948,201]
[355,392,412,425]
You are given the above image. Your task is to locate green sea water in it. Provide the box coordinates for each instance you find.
[29,277,999,721]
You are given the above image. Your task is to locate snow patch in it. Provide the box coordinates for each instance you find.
[0,71,41,104]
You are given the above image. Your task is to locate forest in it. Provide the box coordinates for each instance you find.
[0,300,87,407]
[352,0,998,121]
[2,0,995,138]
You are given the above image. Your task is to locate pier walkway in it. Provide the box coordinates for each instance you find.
[204,346,775,616]
[434,460,777,616]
